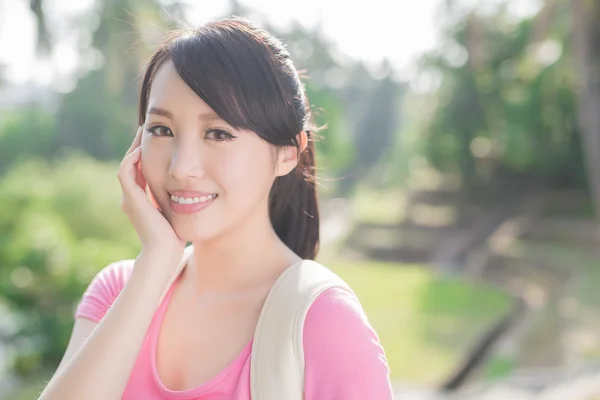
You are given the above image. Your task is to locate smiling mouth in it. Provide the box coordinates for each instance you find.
[169,193,218,205]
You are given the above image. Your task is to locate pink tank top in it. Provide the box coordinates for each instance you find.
[75,260,393,399]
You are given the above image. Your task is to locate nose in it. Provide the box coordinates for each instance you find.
[168,139,205,181]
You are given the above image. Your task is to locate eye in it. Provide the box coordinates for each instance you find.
[147,125,173,137]
[205,129,237,141]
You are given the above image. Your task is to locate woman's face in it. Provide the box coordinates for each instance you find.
[140,60,293,243]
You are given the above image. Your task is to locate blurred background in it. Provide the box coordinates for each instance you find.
[1,0,600,398]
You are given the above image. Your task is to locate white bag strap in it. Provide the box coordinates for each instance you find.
[250,259,352,400]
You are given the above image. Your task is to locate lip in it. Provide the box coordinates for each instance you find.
[168,191,218,215]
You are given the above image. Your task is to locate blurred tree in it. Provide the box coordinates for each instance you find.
[29,0,185,159]
[417,0,582,199]
[0,155,139,375]
[338,62,404,194]
[0,107,60,173]
[29,0,51,56]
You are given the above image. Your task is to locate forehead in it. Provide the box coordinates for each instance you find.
[147,60,212,114]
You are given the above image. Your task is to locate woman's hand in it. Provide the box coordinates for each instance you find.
[118,127,186,260]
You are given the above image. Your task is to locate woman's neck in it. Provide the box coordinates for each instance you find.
[184,210,299,296]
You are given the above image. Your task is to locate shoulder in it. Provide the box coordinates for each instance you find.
[302,286,382,358]
[302,282,394,399]
[299,264,373,343]
[90,259,135,291]
[74,259,135,323]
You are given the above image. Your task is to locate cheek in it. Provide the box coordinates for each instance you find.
[217,147,275,196]
[140,154,158,185]
[140,146,169,196]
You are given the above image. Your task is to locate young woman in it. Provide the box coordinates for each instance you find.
[39,17,393,399]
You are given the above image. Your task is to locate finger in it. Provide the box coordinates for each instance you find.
[136,159,147,189]
[118,146,142,190]
[125,126,143,157]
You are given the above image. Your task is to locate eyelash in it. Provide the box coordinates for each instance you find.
[146,125,237,141]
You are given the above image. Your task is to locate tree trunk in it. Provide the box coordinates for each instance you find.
[572,0,600,220]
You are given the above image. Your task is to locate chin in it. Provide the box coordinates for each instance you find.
[171,218,223,244]
[157,198,219,242]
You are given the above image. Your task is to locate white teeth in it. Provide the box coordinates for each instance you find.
[170,194,216,204]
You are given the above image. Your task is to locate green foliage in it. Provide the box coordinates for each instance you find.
[418,3,583,190]
[0,155,139,375]
[0,108,60,173]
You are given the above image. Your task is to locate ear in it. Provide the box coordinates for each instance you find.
[276,131,308,177]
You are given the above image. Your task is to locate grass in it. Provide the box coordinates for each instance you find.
[324,257,512,385]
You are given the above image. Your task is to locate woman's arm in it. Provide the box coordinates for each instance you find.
[38,250,180,400]
[50,317,97,380]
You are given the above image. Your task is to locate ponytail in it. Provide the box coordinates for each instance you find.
[269,135,319,260]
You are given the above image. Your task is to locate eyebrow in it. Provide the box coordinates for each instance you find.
[147,107,172,119]
[147,107,223,122]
